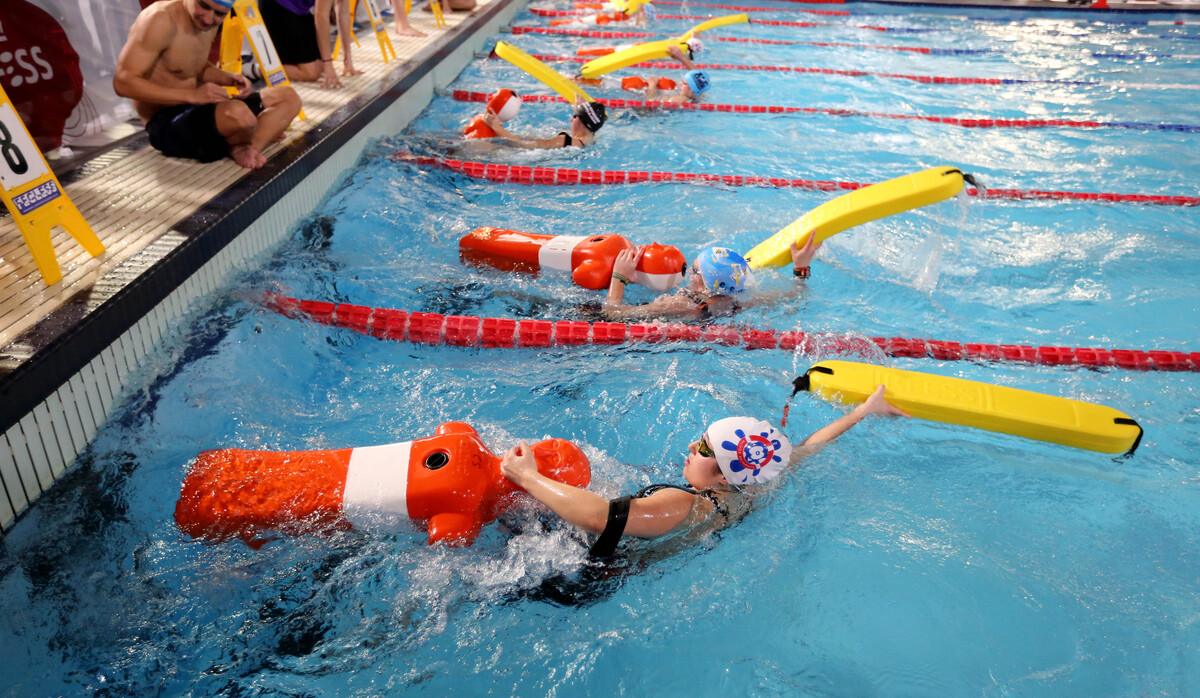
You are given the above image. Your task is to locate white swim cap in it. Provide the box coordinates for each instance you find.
[686,37,706,57]
[705,417,791,485]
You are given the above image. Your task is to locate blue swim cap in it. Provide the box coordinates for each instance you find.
[210,0,235,7]
[684,70,710,96]
[696,247,753,295]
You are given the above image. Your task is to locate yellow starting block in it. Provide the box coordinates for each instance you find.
[411,0,447,30]
[218,0,306,119]
[0,84,104,286]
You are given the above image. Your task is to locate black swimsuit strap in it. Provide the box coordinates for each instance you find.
[558,131,573,147]
[637,483,729,519]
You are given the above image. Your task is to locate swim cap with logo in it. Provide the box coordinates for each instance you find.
[209,0,235,8]
[574,100,607,132]
[684,70,710,96]
[685,37,706,58]
[705,417,792,485]
[696,247,753,295]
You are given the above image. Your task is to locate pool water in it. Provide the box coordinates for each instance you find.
[3,2,1200,695]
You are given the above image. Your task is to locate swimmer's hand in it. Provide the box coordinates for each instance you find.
[863,385,911,418]
[790,229,821,270]
[611,245,644,280]
[500,440,539,485]
[666,44,684,61]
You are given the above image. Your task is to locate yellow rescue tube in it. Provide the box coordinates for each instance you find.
[680,13,749,39]
[797,360,1143,455]
[580,38,691,78]
[494,41,593,102]
[744,166,967,270]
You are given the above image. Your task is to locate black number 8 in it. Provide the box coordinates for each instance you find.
[0,120,30,176]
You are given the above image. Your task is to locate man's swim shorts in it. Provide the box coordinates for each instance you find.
[146,93,265,163]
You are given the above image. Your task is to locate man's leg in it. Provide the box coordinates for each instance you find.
[283,60,324,82]
[249,85,303,155]
[214,100,263,168]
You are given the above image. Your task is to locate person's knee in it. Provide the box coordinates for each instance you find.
[288,61,323,82]
[216,101,258,138]
[265,86,303,119]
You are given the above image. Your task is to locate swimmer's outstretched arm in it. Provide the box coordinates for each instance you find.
[501,442,694,537]
[738,229,821,311]
[666,44,696,70]
[801,385,909,448]
[482,114,568,150]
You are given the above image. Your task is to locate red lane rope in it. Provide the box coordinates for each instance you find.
[392,150,1200,207]
[271,297,1200,372]
[632,1,852,15]
[524,52,1092,86]
[452,90,1200,136]
[510,25,958,52]
[528,8,891,30]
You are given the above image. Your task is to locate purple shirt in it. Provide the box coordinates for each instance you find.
[271,0,316,15]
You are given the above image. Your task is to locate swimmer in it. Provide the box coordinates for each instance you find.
[608,41,708,103]
[603,230,821,321]
[482,95,607,149]
[500,386,908,558]
[114,0,303,169]
[644,43,710,104]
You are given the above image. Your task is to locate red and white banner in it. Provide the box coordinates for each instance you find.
[0,0,147,155]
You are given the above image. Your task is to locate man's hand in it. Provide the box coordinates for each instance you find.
[192,82,232,104]
[320,62,344,89]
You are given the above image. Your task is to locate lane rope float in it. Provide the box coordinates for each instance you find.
[456,88,1200,133]
[507,26,1200,60]
[394,150,1200,207]
[521,52,1199,91]
[269,296,1200,372]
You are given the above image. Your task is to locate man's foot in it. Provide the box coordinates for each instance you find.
[230,144,267,169]
[395,24,426,36]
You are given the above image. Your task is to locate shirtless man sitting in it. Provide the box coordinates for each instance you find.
[114,0,303,169]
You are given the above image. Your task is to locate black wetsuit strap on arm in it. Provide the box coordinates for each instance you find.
[589,495,633,559]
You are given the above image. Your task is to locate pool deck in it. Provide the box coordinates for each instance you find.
[0,0,524,531]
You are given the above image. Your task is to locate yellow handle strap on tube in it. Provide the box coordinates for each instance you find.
[681,13,748,40]
[494,42,593,102]
[744,167,967,269]
[796,360,1144,455]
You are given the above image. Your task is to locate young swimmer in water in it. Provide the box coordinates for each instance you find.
[500,386,908,557]
[482,95,608,149]
[647,44,710,104]
[602,229,821,321]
